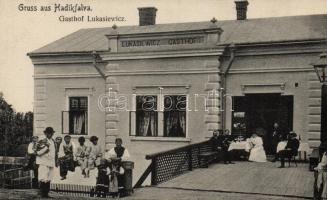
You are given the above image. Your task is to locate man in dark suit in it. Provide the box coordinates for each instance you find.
[272,122,283,161]
[277,131,300,168]
[209,130,220,151]
[210,129,233,164]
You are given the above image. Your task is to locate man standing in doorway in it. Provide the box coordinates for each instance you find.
[36,127,56,198]
[272,122,283,161]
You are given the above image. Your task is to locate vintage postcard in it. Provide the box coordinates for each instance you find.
[1,0,327,199]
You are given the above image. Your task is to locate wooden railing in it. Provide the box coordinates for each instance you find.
[134,140,214,188]
[0,156,32,189]
[50,161,134,198]
[1,167,32,189]
[51,183,96,197]
[0,156,26,165]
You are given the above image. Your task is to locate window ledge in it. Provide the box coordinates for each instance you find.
[130,136,191,142]
[61,134,89,139]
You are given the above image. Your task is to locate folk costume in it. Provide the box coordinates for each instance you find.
[88,143,103,169]
[26,138,39,188]
[95,159,110,198]
[75,144,90,177]
[36,127,56,198]
[106,145,130,195]
[58,140,75,179]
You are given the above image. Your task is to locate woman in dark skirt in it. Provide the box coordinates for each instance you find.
[95,158,110,198]
[105,138,130,197]
[58,135,75,180]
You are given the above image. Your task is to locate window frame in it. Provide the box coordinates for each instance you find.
[135,95,159,137]
[131,93,188,138]
[163,94,187,138]
[62,95,90,136]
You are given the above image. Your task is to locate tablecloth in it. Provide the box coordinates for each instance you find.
[277,141,312,155]
[228,141,251,152]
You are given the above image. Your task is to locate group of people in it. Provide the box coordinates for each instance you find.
[209,125,300,168]
[25,126,130,198]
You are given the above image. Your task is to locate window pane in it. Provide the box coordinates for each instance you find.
[80,98,88,110]
[136,96,158,136]
[68,97,88,135]
[69,111,87,135]
[69,97,88,110]
[70,99,79,110]
[164,95,186,137]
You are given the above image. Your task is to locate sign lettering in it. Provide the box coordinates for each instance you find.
[121,37,204,48]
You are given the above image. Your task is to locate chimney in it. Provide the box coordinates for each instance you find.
[138,7,157,26]
[235,0,249,20]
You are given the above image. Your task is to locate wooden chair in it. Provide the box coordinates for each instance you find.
[287,149,299,167]
[288,154,297,167]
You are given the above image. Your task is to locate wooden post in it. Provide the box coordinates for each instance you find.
[188,148,193,171]
[197,146,201,167]
[320,83,327,157]
[151,158,158,185]
[122,161,134,196]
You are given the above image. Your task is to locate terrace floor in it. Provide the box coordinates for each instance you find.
[156,161,314,199]
[3,160,315,199]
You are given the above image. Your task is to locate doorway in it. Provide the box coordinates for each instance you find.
[232,93,293,154]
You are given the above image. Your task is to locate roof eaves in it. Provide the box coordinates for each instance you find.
[27,50,108,57]
[219,38,327,47]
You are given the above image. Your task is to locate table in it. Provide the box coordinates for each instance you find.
[277,141,287,153]
[228,141,251,152]
[298,142,312,160]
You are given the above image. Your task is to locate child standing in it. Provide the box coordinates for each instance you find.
[54,136,62,167]
[95,158,109,198]
[26,136,39,188]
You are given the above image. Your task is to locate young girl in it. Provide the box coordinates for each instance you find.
[75,136,90,178]
[88,136,103,176]
[25,136,39,188]
[95,158,110,198]
[58,135,75,180]
[108,158,124,197]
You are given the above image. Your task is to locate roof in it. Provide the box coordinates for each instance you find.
[30,14,327,54]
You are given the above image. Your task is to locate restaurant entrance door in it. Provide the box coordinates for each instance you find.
[232,94,293,155]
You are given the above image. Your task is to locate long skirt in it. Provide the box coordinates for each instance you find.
[249,146,267,162]
[96,170,109,197]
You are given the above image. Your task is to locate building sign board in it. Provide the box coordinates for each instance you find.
[120,36,205,48]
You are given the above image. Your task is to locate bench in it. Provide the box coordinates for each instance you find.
[198,151,219,168]
[310,148,319,171]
